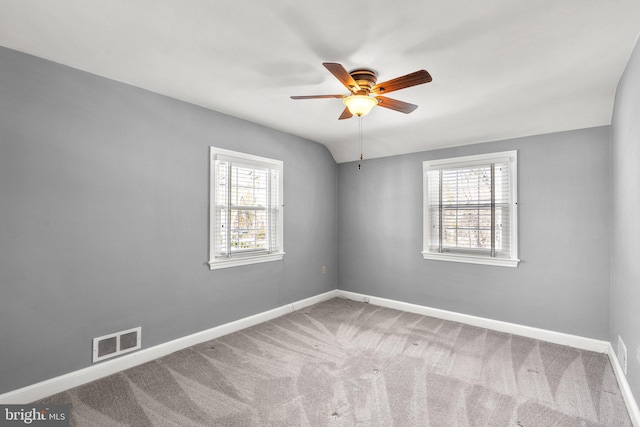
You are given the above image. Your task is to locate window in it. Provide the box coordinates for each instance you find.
[423,151,519,267]
[209,147,284,269]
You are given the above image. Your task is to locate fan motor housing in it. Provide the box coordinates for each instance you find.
[349,68,377,94]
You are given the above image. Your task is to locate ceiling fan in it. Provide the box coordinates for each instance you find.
[291,62,432,120]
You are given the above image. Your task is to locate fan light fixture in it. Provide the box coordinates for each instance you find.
[343,95,378,117]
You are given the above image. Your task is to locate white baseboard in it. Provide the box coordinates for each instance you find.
[337,290,609,352]
[0,289,339,404]
[3,286,638,425]
[607,342,640,426]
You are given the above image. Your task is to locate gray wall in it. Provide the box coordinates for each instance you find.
[0,47,338,394]
[338,126,611,340]
[0,41,625,401]
[611,36,640,404]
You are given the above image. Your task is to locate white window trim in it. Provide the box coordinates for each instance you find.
[421,252,519,268]
[422,150,520,268]
[208,147,284,270]
[208,252,284,270]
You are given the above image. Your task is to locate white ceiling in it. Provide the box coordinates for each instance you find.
[1,1,639,163]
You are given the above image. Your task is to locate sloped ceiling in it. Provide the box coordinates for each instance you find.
[1,0,639,162]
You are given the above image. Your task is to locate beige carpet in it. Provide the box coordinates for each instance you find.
[38,297,631,426]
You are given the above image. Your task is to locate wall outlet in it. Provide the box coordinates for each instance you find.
[618,335,627,375]
[321,266,326,275]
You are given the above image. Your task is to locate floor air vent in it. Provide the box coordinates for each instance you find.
[92,327,141,363]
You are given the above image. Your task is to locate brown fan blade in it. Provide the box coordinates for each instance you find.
[338,107,353,120]
[290,94,346,99]
[371,70,432,95]
[323,62,361,93]
[375,96,419,114]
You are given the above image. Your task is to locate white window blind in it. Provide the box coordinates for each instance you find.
[423,151,519,267]
[209,147,283,269]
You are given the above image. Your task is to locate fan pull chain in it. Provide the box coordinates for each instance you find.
[358,116,363,170]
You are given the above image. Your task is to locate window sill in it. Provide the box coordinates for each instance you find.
[208,252,285,270]
[422,251,519,268]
